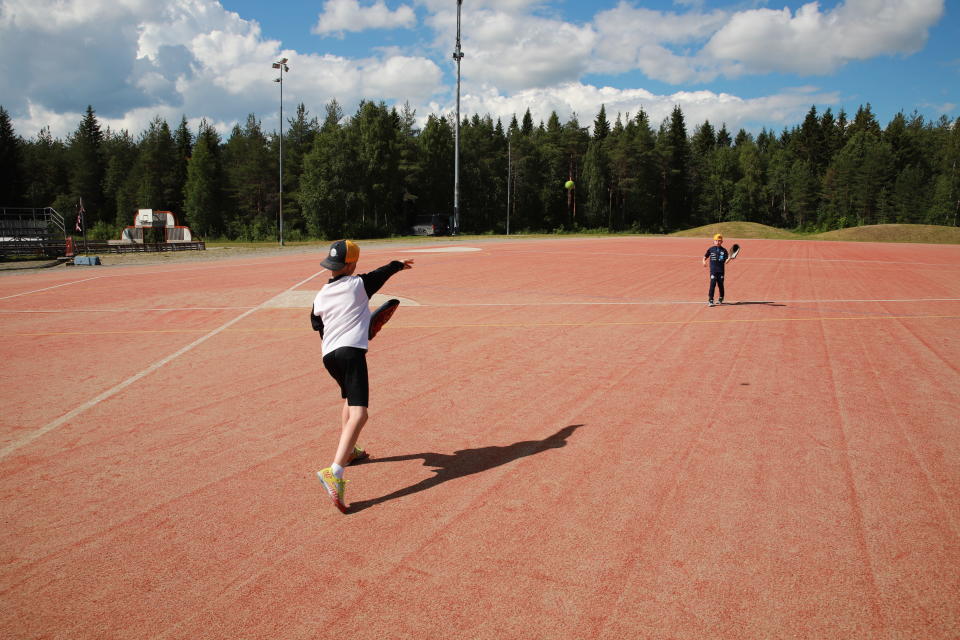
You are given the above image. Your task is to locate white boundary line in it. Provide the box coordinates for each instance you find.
[0,275,106,301]
[0,306,257,314]
[418,297,960,307]
[0,256,323,302]
[2,297,959,315]
[499,248,960,268]
[0,269,325,460]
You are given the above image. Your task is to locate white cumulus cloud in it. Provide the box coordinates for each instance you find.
[1,0,442,138]
[313,0,416,37]
[590,3,729,83]
[447,82,840,134]
[704,0,945,75]
[456,10,596,92]
[0,0,950,140]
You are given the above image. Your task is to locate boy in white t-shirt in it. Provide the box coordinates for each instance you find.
[311,239,413,513]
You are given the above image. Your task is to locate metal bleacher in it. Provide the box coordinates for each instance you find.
[0,208,205,260]
[0,207,66,259]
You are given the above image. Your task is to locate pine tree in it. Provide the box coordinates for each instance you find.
[629,110,659,231]
[582,137,610,227]
[222,114,274,239]
[701,145,737,225]
[396,101,423,230]
[788,159,819,229]
[821,130,894,228]
[184,120,223,238]
[691,121,716,157]
[130,116,179,212]
[68,106,106,224]
[101,128,138,226]
[820,108,842,159]
[730,138,763,221]
[716,124,732,148]
[281,103,319,234]
[847,104,881,139]
[689,120,717,223]
[22,127,68,208]
[926,117,960,225]
[593,104,610,141]
[172,116,193,217]
[657,106,691,231]
[300,114,352,239]
[459,114,504,233]
[535,111,568,230]
[416,114,454,218]
[835,108,849,149]
[797,106,826,172]
[353,101,401,233]
[0,106,24,206]
[521,109,534,137]
[561,113,589,227]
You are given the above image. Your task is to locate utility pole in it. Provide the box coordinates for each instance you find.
[507,133,511,235]
[452,0,464,235]
[272,57,289,246]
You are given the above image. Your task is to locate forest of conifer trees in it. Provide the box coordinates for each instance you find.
[1,100,958,241]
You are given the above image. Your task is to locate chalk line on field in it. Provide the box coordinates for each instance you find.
[2,296,958,314]
[0,306,257,314]
[0,270,326,460]
[0,256,322,302]
[422,297,960,307]
[0,275,106,301]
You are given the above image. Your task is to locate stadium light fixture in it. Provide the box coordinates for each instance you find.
[273,58,289,246]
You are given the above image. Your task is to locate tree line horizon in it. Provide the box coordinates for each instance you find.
[1,99,958,242]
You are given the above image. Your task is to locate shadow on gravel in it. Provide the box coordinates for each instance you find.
[347,424,584,513]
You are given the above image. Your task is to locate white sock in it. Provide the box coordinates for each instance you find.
[331,463,345,479]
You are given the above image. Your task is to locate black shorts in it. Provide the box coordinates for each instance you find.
[322,347,369,407]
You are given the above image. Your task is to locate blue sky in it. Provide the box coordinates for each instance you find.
[1,0,955,139]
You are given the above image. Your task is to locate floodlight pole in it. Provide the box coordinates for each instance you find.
[273,58,289,246]
[506,133,511,235]
[452,0,463,235]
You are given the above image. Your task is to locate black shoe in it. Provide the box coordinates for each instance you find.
[718,298,724,305]
[708,300,715,307]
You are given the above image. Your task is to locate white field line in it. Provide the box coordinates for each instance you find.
[501,248,960,268]
[0,246,413,303]
[419,297,960,307]
[0,275,106,301]
[0,269,325,460]
[0,255,325,302]
[0,307,256,313]
[2,297,959,315]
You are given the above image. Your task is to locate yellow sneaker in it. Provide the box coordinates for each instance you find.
[317,467,348,513]
[348,445,369,464]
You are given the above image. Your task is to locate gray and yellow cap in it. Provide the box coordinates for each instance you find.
[321,239,360,270]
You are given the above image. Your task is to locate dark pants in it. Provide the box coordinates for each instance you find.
[709,272,725,301]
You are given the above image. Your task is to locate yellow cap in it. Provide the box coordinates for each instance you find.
[713,234,723,241]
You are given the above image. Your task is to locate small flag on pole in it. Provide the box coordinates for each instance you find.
[75,198,85,233]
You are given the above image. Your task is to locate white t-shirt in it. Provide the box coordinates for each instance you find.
[313,275,371,356]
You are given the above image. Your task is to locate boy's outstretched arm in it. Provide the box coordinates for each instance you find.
[360,259,414,297]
